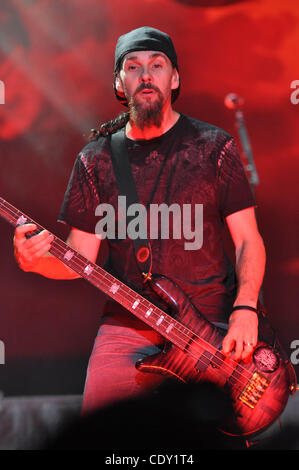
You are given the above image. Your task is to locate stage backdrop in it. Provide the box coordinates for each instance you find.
[0,0,298,395]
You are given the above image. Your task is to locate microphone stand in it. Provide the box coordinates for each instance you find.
[224,93,259,194]
[225,94,263,302]
[234,108,259,196]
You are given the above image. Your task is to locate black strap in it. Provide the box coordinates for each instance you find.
[110,128,152,280]
[231,305,258,314]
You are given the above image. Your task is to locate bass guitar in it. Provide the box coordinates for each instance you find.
[0,197,297,437]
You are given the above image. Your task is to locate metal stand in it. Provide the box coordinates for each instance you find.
[224,93,262,301]
[224,93,259,194]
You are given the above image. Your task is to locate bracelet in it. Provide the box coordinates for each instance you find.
[231,305,258,314]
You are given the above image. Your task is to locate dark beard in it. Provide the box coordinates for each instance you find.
[128,85,164,130]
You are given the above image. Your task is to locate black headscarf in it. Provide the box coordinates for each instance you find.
[113,26,180,106]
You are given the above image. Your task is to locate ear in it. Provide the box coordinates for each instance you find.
[115,74,124,94]
[171,68,180,91]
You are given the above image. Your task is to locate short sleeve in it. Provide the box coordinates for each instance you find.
[57,149,101,233]
[217,136,256,219]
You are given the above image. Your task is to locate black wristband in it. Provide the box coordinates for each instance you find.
[231,305,258,314]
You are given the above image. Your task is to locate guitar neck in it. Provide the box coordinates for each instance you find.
[0,197,195,352]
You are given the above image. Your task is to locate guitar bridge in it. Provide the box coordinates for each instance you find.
[238,372,269,409]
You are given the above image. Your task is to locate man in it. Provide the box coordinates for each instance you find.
[13,27,265,414]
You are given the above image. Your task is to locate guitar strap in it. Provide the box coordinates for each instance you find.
[110,128,152,282]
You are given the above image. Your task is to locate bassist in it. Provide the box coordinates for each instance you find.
[13,26,266,415]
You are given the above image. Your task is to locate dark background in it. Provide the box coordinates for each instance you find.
[0,0,298,396]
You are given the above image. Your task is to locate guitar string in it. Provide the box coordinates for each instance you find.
[49,239,252,386]
[2,201,256,386]
[2,201,255,386]
[54,250,246,384]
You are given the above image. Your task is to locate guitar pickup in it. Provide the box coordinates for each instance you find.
[238,372,269,409]
[195,350,225,372]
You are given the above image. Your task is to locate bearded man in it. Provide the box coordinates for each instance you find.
[13,27,265,414]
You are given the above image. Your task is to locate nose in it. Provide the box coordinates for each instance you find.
[140,65,152,83]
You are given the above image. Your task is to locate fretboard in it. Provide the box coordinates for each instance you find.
[0,197,196,352]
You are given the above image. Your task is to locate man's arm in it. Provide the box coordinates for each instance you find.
[222,206,266,361]
[14,224,101,279]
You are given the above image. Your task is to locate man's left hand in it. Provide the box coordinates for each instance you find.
[222,309,258,362]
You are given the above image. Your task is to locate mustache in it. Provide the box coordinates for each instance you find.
[134,82,161,95]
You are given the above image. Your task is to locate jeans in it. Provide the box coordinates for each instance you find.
[81,316,166,414]
[81,315,228,415]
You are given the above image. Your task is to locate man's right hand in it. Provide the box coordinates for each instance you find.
[14,223,54,272]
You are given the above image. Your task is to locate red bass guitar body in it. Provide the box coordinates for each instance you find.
[136,274,297,437]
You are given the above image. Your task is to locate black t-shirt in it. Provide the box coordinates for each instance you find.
[58,114,255,323]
